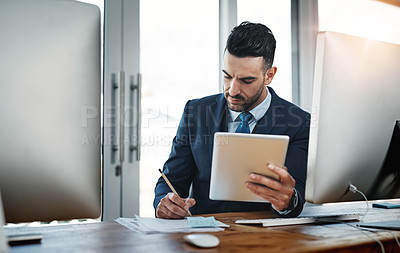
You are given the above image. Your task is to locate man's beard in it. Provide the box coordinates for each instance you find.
[224,83,265,112]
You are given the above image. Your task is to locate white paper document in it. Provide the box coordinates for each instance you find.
[116,215,229,234]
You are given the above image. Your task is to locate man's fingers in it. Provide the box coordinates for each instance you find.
[246,181,288,200]
[167,192,186,206]
[247,165,296,211]
[246,182,292,211]
[267,164,294,184]
[249,173,280,190]
[184,198,196,210]
[156,194,196,219]
[157,203,185,219]
[248,173,293,195]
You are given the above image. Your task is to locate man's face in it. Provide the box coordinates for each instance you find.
[223,52,275,112]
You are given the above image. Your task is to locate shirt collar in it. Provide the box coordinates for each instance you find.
[229,88,272,122]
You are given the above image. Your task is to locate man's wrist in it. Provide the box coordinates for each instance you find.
[273,188,298,215]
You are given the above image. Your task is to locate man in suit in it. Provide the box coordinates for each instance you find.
[154,22,310,218]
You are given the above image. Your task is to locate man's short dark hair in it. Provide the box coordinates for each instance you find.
[226,21,276,72]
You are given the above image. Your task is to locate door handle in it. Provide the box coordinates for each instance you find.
[130,73,141,161]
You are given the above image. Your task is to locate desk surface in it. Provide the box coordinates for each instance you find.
[8,201,400,253]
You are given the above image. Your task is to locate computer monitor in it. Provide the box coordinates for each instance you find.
[305,31,400,204]
[0,0,101,223]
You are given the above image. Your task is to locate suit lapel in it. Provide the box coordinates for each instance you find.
[207,94,228,159]
[253,87,285,134]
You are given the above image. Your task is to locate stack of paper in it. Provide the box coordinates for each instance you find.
[116,215,229,234]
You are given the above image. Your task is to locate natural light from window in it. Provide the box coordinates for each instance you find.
[318,0,400,45]
[139,0,219,217]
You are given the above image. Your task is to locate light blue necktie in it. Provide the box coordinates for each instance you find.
[235,112,252,133]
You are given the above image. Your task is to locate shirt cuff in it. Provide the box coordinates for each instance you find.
[273,188,299,216]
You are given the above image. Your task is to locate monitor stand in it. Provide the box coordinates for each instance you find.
[0,193,9,253]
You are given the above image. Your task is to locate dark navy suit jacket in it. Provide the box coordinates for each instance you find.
[154,87,310,217]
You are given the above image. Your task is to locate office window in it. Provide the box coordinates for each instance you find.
[237,0,292,101]
[318,0,400,45]
[140,0,219,217]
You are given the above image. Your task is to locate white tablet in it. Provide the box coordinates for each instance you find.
[209,132,289,203]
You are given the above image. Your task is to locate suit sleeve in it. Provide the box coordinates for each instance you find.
[153,101,196,212]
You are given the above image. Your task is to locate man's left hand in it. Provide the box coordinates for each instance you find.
[245,163,295,211]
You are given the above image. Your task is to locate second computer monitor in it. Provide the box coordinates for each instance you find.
[306,31,400,204]
[0,0,101,223]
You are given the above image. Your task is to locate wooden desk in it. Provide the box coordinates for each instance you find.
[8,201,400,253]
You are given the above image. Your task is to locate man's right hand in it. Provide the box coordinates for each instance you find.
[156,192,196,219]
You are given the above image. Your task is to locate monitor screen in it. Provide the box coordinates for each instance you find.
[0,0,101,223]
[306,31,400,204]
